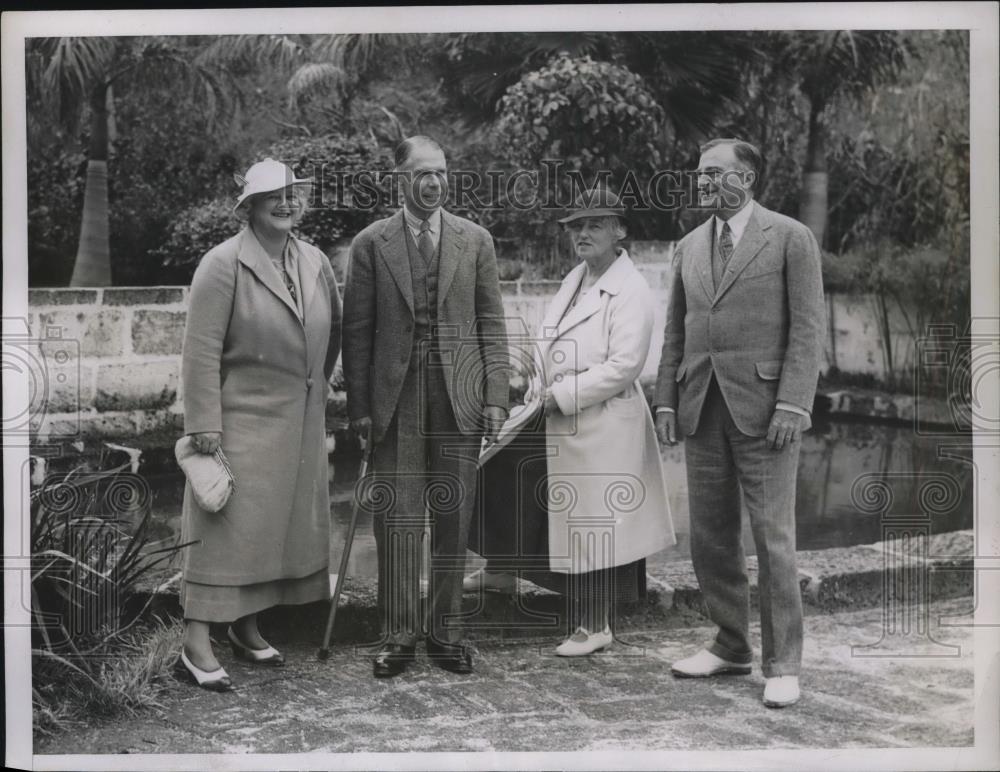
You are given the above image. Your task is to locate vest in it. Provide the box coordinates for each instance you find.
[403,224,441,371]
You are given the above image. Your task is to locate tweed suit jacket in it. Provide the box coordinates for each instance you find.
[342,209,509,445]
[654,202,825,438]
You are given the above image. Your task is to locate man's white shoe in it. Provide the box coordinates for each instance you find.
[762,676,800,708]
[670,649,752,678]
[462,568,516,594]
[555,626,613,657]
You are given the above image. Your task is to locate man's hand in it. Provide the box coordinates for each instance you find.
[190,432,222,454]
[482,406,506,444]
[351,416,373,448]
[766,408,806,450]
[655,411,678,446]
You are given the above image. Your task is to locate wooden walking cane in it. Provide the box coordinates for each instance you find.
[318,424,373,660]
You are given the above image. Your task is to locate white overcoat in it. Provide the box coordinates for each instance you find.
[538,251,675,574]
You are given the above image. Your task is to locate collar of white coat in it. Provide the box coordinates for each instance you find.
[564,248,635,297]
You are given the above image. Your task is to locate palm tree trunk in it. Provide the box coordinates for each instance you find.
[799,99,828,249]
[69,84,111,287]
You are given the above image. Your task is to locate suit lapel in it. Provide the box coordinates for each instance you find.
[376,211,415,314]
[713,205,769,304]
[437,211,466,307]
[690,219,715,303]
[236,228,300,321]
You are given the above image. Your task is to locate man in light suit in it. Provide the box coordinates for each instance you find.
[342,136,508,678]
[654,138,824,708]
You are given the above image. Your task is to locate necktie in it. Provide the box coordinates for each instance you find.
[719,222,734,265]
[418,219,434,264]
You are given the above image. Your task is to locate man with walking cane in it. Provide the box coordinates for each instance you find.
[341,136,509,677]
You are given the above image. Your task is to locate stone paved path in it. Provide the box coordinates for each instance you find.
[36,598,975,755]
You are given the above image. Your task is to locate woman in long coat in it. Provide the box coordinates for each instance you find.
[176,159,342,691]
[468,187,675,656]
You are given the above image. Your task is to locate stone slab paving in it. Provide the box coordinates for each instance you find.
[36,598,974,755]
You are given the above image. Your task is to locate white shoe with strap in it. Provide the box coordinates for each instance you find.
[554,626,613,657]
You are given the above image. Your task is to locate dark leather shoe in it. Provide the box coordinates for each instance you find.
[426,640,474,674]
[373,643,416,678]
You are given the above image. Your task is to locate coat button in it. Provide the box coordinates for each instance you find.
[306,378,315,389]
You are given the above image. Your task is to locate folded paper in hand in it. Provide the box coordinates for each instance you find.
[175,435,236,513]
[479,374,543,466]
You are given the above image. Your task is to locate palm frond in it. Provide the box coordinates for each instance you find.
[287,62,348,107]
[195,34,306,71]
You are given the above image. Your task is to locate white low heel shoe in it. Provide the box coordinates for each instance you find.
[173,649,234,692]
[227,627,285,666]
[555,626,613,657]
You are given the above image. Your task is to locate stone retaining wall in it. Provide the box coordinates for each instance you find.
[26,241,928,445]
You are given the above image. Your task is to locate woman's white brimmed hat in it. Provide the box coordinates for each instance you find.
[233,158,312,212]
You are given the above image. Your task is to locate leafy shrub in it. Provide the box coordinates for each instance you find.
[155,132,395,281]
[494,53,664,173]
[486,54,666,276]
[154,198,242,277]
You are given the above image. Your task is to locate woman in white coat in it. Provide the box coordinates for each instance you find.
[468,187,675,656]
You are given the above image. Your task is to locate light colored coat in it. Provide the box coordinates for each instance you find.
[181,227,342,586]
[654,202,825,436]
[539,251,675,574]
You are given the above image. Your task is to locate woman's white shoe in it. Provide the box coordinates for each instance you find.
[555,626,613,656]
[227,626,285,666]
[173,649,234,692]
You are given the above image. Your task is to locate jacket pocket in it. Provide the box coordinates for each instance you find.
[604,387,643,417]
[755,360,782,381]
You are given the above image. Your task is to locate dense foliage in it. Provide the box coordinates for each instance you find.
[26,30,969,297]
[154,132,395,281]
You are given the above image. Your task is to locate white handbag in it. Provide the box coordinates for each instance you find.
[175,436,236,513]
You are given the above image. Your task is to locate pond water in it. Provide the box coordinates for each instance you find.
[144,418,973,580]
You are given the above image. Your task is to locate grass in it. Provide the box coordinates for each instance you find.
[30,444,193,738]
[34,618,184,737]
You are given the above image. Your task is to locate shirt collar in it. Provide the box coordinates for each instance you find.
[403,205,441,234]
[715,198,755,245]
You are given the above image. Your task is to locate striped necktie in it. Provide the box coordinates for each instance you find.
[718,222,734,265]
[418,219,434,264]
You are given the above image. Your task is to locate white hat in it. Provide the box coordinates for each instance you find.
[233,158,312,212]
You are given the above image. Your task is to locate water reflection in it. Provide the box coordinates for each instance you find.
[148,420,972,581]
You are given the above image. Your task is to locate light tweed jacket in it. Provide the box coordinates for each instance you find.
[655,202,825,437]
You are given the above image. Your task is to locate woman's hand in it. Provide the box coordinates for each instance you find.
[190,432,222,455]
[543,388,561,417]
